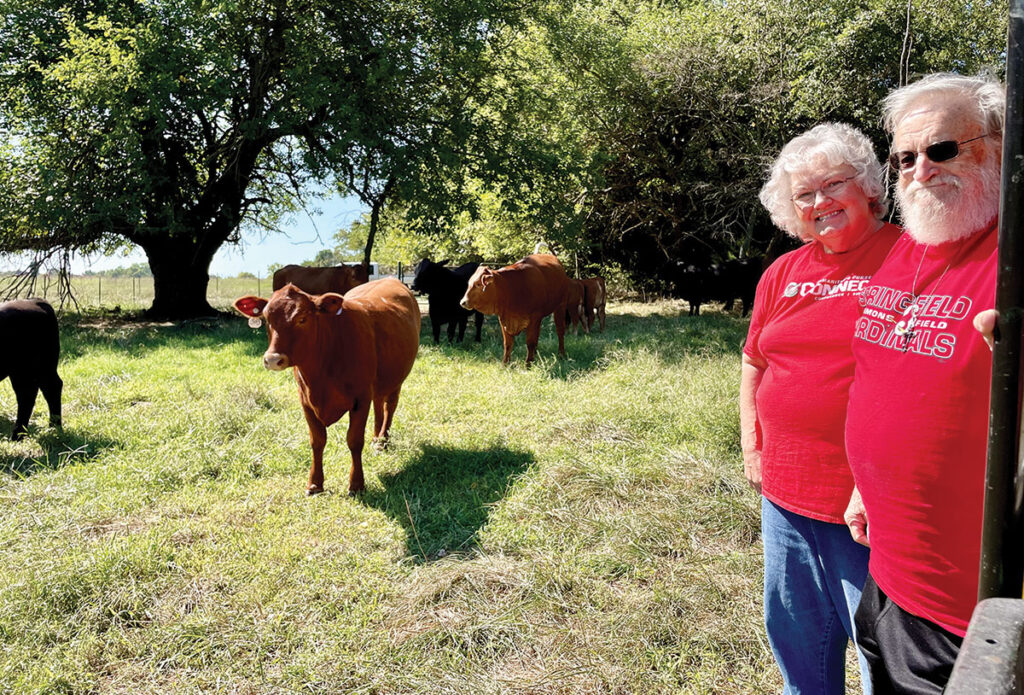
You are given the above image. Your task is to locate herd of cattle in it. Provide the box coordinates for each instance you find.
[0,253,762,496]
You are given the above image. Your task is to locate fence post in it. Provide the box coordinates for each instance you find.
[98,276,102,306]
[257,274,261,297]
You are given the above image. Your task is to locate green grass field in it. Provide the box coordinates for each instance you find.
[0,300,810,693]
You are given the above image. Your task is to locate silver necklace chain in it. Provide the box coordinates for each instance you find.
[895,246,952,352]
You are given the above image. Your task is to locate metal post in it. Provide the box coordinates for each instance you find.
[980,0,1024,601]
[98,275,102,306]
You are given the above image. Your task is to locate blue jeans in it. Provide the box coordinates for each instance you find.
[762,497,872,695]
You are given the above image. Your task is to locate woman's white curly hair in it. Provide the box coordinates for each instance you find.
[759,122,889,239]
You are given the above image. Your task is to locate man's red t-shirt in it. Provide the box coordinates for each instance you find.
[846,224,997,637]
[745,224,900,523]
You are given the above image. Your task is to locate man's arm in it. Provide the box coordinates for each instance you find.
[844,486,870,547]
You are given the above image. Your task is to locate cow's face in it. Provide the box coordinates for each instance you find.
[234,285,344,370]
[460,266,494,310]
[411,259,448,293]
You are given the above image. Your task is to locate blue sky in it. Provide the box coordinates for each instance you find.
[68,193,369,278]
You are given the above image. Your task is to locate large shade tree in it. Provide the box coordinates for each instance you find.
[0,0,528,318]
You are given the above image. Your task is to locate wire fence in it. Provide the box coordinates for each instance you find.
[8,267,420,312]
[3,274,276,312]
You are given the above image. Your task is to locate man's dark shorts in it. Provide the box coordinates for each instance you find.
[854,574,964,694]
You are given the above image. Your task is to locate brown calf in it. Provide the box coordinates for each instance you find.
[460,253,569,365]
[565,278,588,335]
[581,276,607,332]
[272,264,369,295]
[234,278,420,494]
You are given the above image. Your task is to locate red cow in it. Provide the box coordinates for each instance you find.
[460,253,569,365]
[565,278,588,335]
[581,276,607,332]
[234,278,420,495]
[272,264,369,295]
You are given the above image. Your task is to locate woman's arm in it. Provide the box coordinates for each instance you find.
[740,353,767,494]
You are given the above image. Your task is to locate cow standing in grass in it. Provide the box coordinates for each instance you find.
[234,279,420,495]
[272,264,368,295]
[565,278,588,335]
[0,299,62,439]
[581,276,606,332]
[411,259,484,344]
[664,260,761,317]
[460,254,569,365]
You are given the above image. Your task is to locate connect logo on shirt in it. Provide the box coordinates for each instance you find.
[783,275,870,301]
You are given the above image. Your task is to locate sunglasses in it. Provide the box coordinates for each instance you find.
[888,133,993,172]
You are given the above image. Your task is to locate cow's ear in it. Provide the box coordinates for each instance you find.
[234,296,268,318]
[315,293,345,316]
[480,267,495,289]
[438,259,449,267]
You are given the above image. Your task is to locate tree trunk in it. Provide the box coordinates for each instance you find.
[361,176,395,268]
[140,236,220,320]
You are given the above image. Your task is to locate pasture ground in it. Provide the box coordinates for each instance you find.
[0,299,858,693]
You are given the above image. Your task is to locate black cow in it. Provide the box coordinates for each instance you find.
[664,258,763,317]
[0,299,62,439]
[719,258,762,317]
[411,259,485,344]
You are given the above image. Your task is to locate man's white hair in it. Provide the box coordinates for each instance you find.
[883,72,1005,135]
[759,122,889,239]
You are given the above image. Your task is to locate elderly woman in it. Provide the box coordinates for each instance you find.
[741,123,900,694]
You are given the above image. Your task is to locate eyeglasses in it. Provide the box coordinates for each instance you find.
[791,176,856,207]
[888,133,993,172]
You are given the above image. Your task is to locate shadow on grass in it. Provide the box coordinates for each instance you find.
[364,443,534,561]
[0,426,118,478]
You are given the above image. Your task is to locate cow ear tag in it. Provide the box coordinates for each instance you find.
[336,307,343,316]
[248,306,263,328]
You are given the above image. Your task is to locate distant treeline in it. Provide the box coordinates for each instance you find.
[81,263,152,278]
[80,264,262,280]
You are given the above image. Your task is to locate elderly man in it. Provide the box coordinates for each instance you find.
[843,73,1004,693]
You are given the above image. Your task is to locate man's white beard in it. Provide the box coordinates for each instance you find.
[895,158,1000,246]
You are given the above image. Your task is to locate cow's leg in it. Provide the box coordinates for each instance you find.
[473,312,484,342]
[9,375,39,441]
[376,387,402,445]
[552,302,567,358]
[39,371,62,430]
[724,298,735,312]
[301,406,328,495]
[456,315,468,343]
[372,397,385,444]
[346,404,370,494]
[500,324,515,364]
[525,319,543,365]
[581,304,590,335]
[598,304,606,331]
[446,319,457,344]
[431,318,442,345]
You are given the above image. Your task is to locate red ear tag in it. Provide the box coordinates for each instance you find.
[248,317,263,328]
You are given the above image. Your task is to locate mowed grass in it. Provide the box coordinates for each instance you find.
[0,300,783,694]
